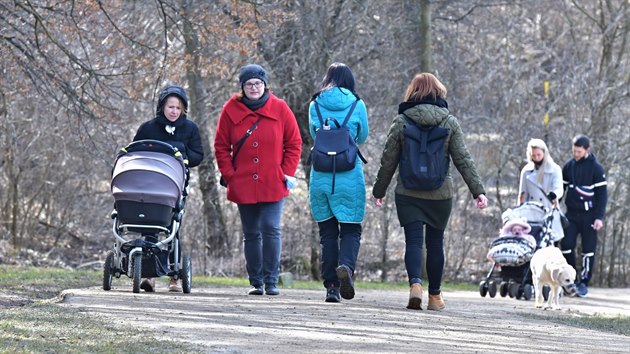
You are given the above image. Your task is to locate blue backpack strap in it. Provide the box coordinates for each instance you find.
[314,102,325,127]
[340,100,359,127]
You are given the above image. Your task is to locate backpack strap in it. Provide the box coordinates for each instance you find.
[340,100,359,127]
[314,102,326,127]
[315,100,359,129]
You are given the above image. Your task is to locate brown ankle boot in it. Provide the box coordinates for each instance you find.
[427,292,445,311]
[407,283,423,310]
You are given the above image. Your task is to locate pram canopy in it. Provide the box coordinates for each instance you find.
[111,140,186,209]
[501,201,547,225]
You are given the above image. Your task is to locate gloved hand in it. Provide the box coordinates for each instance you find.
[285,175,297,190]
[165,140,186,153]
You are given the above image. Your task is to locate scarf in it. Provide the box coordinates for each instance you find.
[398,96,448,114]
[242,91,270,111]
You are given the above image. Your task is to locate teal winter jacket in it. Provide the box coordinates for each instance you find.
[308,87,369,223]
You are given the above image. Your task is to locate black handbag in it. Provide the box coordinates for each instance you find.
[219,116,262,187]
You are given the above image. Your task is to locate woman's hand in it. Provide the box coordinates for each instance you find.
[475,194,488,209]
[375,198,384,207]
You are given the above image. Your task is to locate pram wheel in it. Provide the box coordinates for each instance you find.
[103,251,114,291]
[488,281,497,298]
[508,282,519,298]
[523,284,533,300]
[499,281,508,297]
[479,280,488,297]
[132,253,142,293]
[181,255,192,294]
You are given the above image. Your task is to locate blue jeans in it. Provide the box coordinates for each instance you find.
[404,221,444,295]
[237,199,285,287]
[318,217,361,288]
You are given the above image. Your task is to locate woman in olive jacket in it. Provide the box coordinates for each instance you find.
[372,73,488,311]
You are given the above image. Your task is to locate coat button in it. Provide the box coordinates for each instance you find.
[253,174,259,180]
[253,157,259,164]
[252,141,258,147]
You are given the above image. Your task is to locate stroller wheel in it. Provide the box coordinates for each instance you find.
[479,281,488,297]
[181,255,192,294]
[523,284,534,300]
[132,253,142,294]
[488,281,497,298]
[508,282,519,298]
[103,251,114,291]
[499,281,508,297]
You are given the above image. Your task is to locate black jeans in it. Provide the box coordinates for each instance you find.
[560,211,598,285]
[403,220,445,295]
[318,217,361,288]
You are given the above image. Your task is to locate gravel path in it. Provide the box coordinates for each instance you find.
[59,286,630,353]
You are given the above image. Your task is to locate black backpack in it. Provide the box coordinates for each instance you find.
[399,114,451,191]
[310,100,366,194]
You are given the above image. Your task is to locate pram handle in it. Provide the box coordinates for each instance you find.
[119,140,184,161]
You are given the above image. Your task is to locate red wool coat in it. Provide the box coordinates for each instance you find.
[214,93,302,204]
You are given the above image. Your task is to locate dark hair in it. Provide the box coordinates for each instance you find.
[572,134,590,148]
[312,62,360,101]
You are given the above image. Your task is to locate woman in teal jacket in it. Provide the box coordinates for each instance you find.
[308,63,369,303]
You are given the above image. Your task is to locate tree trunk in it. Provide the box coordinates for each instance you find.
[419,0,433,73]
[181,0,230,260]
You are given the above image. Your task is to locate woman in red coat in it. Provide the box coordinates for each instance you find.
[214,64,302,296]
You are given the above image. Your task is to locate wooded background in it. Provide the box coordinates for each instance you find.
[1,0,628,287]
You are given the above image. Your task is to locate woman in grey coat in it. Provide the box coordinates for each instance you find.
[518,138,564,241]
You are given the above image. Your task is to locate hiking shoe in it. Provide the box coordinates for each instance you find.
[248,286,264,295]
[427,292,445,311]
[407,283,423,310]
[325,287,341,303]
[140,278,155,292]
[168,277,182,292]
[336,265,355,300]
[265,284,280,296]
[576,282,588,297]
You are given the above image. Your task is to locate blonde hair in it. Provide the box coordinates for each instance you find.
[526,138,554,185]
[403,73,447,101]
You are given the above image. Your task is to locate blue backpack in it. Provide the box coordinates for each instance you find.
[399,114,451,191]
[310,100,366,194]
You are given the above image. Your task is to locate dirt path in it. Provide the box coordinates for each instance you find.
[58,286,630,353]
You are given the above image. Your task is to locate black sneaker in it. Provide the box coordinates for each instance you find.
[248,286,264,295]
[336,265,355,300]
[265,284,280,296]
[325,287,341,303]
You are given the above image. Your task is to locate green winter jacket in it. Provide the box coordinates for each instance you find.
[372,103,485,200]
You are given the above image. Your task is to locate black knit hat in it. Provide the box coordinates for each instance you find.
[573,134,590,148]
[239,64,268,85]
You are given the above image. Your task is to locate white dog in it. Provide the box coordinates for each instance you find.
[530,246,577,309]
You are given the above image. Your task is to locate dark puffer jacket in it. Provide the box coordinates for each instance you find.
[133,85,204,167]
[372,102,485,200]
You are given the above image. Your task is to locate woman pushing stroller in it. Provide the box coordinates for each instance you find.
[133,84,204,292]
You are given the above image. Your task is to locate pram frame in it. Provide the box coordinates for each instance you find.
[480,201,557,300]
[104,140,191,294]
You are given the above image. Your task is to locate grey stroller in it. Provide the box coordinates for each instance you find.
[480,201,560,300]
[103,140,192,293]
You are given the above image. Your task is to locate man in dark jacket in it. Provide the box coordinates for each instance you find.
[560,135,607,297]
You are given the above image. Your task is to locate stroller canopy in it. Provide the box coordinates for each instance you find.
[111,150,185,208]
